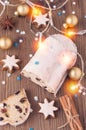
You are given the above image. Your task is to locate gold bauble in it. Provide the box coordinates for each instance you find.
[0,37,12,50]
[69,67,82,80]
[17,4,29,16]
[66,14,78,27]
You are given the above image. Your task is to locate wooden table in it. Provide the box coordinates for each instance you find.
[0,0,86,130]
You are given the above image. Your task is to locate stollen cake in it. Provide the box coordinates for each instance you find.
[21,34,77,95]
[0,89,31,126]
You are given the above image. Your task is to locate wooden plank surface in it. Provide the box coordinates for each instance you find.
[0,0,86,130]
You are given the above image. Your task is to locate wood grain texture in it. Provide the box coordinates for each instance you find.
[0,0,86,130]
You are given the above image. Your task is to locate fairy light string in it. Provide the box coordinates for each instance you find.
[0,0,86,36]
[24,0,69,10]
[24,0,86,36]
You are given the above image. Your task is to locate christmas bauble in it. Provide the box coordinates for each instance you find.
[66,14,78,27]
[17,4,29,16]
[0,37,12,50]
[69,67,82,80]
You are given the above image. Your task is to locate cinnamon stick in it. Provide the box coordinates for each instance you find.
[59,95,83,130]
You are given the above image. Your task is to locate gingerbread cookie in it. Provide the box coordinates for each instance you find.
[0,55,21,73]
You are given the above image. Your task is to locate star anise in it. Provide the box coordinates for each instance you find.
[0,16,15,30]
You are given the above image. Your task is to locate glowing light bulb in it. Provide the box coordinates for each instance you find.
[32,7,42,17]
[65,29,76,38]
[63,55,71,64]
[69,83,79,94]
[64,79,79,94]
[66,31,75,37]
[70,85,78,91]
[38,40,45,49]
[38,41,42,48]
[60,51,76,68]
[33,37,45,51]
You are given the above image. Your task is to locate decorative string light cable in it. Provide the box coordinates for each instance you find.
[24,0,69,10]
[0,0,86,35]
[54,51,85,96]
[77,53,86,95]
[24,0,86,36]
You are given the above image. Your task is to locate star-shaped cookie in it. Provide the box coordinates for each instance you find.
[39,98,58,119]
[33,13,49,27]
[0,55,21,73]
